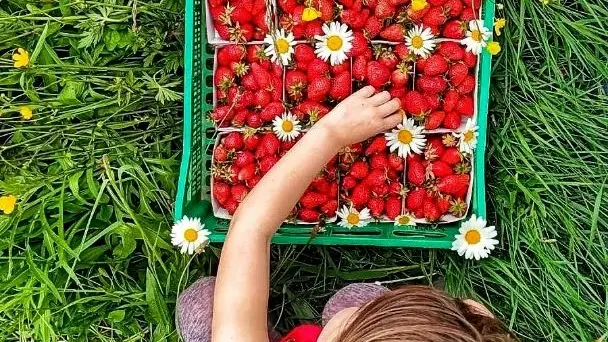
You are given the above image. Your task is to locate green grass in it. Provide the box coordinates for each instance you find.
[1,0,607,341]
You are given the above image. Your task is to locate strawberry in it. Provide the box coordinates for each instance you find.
[251,63,272,88]
[431,160,453,177]
[252,0,266,15]
[443,20,466,39]
[422,6,448,27]
[238,163,257,181]
[316,0,335,20]
[349,161,369,179]
[307,76,331,101]
[231,184,250,203]
[382,196,400,219]
[443,89,459,112]
[229,3,252,24]
[337,0,355,7]
[379,24,406,41]
[234,151,255,167]
[246,45,267,63]
[241,73,258,90]
[441,148,462,165]
[394,44,409,60]
[390,87,407,99]
[331,62,350,74]
[456,95,474,116]
[300,191,329,209]
[349,32,370,57]
[363,16,383,39]
[375,0,396,19]
[214,144,229,162]
[370,154,390,170]
[312,177,332,193]
[437,42,465,61]
[278,0,297,12]
[404,90,430,116]
[416,76,448,94]
[254,90,272,107]
[213,181,231,205]
[425,94,441,110]
[329,71,352,101]
[214,67,234,90]
[423,200,441,221]
[427,138,446,157]
[243,134,260,151]
[259,155,279,172]
[353,56,368,81]
[342,175,358,189]
[292,100,330,122]
[406,188,426,211]
[388,154,404,171]
[428,0,447,5]
[269,78,283,101]
[460,7,476,21]
[456,75,475,94]
[423,54,449,76]
[425,110,446,129]
[365,136,387,156]
[448,63,469,86]
[259,133,280,156]
[444,0,463,17]
[308,58,331,79]
[224,198,239,215]
[218,45,246,66]
[378,51,399,70]
[368,197,385,217]
[215,22,231,40]
[304,21,324,39]
[298,208,320,222]
[468,0,482,9]
[389,182,403,196]
[286,70,308,101]
[259,101,284,122]
[351,184,371,208]
[407,160,426,186]
[280,140,296,152]
[436,195,451,214]
[407,5,430,21]
[372,183,390,197]
[320,199,339,217]
[223,132,244,150]
[443,111,462,129]
[391,63,410,87]
[294,44,316,64]
[463,51,478,68]
[416,57,427,73]
[231,110,248,127]
[246,113,262,128]
[437,174,470,196]
[342,8,368,29]
[211,105,233,126]
[367,61,391,88]
[365,169,387,187]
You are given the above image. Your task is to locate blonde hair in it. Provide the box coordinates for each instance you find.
[336,286,519,342]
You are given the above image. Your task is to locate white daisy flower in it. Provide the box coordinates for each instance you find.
[394,214,416,227]
[272,112,302,141]
[453,118,479,154]
[385,117,426,157]
[337,205,371,229]
[171,216,211,255]
[264,28,296,66]
[405,25,437,57]
[451,214,499,260]
[461,20,492,55]
[315,21,354,65]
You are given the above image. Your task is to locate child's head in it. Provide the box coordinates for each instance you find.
[320,285,518,342]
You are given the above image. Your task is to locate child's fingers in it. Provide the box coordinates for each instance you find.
[368,91,391,106]
[381,111,403,130]
[353,85,375,98]
[377,98,401,116]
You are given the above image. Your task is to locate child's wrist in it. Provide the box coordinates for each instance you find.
[310,121,344,153]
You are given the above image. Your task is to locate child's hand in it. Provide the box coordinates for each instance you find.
[317,86,402,148]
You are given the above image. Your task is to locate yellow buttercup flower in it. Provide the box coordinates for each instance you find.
[494,18,506,36]
[486,41,501,55]
[12,48,30,68]
[0,195,17,214]
[19,106,33,120]
[411,0,428,11]
[302,7,320,21]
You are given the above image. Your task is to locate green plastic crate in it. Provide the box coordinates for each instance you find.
[176,0,495,248]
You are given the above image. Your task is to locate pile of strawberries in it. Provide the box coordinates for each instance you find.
[339,136,405,220]
[278,0,336,40]
[286,44,352,125]
[208,0,268,42]
[212,45,286,128]
[405,134,470,221]
[402,42,477,130]
[212,131,338,222]
[408,0,481,37]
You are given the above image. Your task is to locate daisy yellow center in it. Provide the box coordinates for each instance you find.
[471,30,482,42]
[463,130,475,142]
[326,35,343,51]
[398,216,410,225]
[465,229,481,245]
[184,228,199,242]
[346,213,360,225]
[282,120,294,132]
[398,129,413,144]
[411,36,424,49]
[275,39,290,54]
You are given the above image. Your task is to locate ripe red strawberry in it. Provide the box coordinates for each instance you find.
[365,168,388,187]
[214,67,234,89]
[425,94,441,110]
[269,78,283,101]
[441,148,462,165]
[337,0,355,7]
[259,155,279,172]
[444,0,463,17]
[211,105,233,126]
[457,95,474,116]
[463,51,478,68]
[449,63,469,86]
[214,144,229,162]
[460,7,476,21]
[330,71,352,101]
[243,134,260,151]
[259,133,280,155]
[251,63,272,88]
[234,151,255,167]
[349,32,370,57]
[422,6,448,27]
[372,183,390,197]
[406,188,426,211]
[437,42,465,61]
[416,57,427,73]
[215,22,231,40]
[365,136,387,156]
[308,59,331,79]
[300,191,329,209]
[286,70,308,100]
[307,76,331,101]
[246,45,267,63]
[241,73,258,90]
[342,175,358,189]
[218,45,246,67]
[213,181,231,205]
[298,208,320,222]
[237,163,257,181]
[443,20,466,39]
[389,87,407,99]
[351,184,371,208]
[304,20,323,39]
[280,140,296,152]
[468,0,482,9]
[394,44,409,60]
[416,75,448,94]
[292,100,330,122]
[329,182,339,197]
[312,177,332,194]
[320,199,339,217]
[389,182,403,196]
[456,75,475,94]
[229,3,252,23]
[246,113,262,128]
[375,0,396,19]
[368,197,385,217]
[391,63,410,87]
[378,51,399,70]
[349,161,369,179]
[425,110,446,129]
[278,0,297,12]
[379,24,406,41]
[437,174,470,196]
[427,138,446,159]
[231,110,247,127]
[428,0,447,5]
[254,90,272,107]
[331,62,350,74]
[363,16,383,39]
[259,101,284,122]
[370,154,389,170]
[294,44,316,64]
[404,91,430,116]
[423,200,441,221]
[443,89,459,112]
[353,56,368,81]
[423,54,449,76]
[224,198,239,215]
[431,160,453,177]
[407,160,426,186]
[385,196,401,219]
[407,4,430,21]
[388,154,404,171]
[436,195,451,214]
[341,8,367,29]
[317,0,335,20]
[443,111,462,129]
[367,61,391,88]
[223,132,244,150]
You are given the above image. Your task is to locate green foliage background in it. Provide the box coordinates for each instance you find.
[0,0,607,341]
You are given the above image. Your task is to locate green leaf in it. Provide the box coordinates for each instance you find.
[58,81,84,104]
[145,269,170,327]
[103,30,121,51]
[108,310,126,323]
[30,22,49,65]
[68,171,87,204]
[25,251,63,302]
[112,223,137,258]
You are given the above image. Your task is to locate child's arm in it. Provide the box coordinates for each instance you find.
[212,86,402,342]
